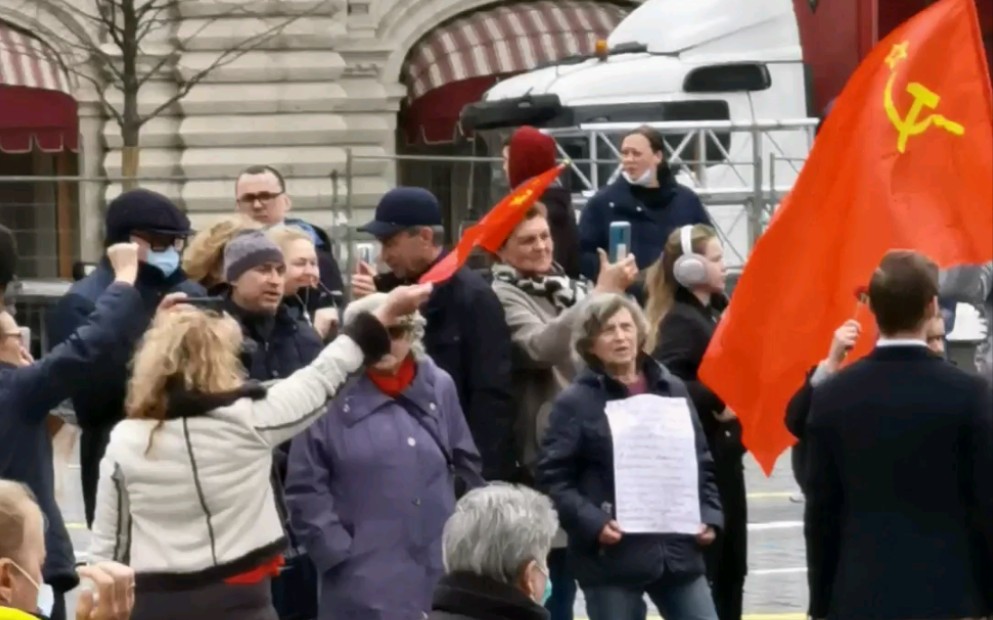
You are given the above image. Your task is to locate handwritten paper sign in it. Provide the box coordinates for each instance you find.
[604,395,701,534]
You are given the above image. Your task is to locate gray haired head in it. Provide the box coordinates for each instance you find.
[342,292,427,358]
[441,484,558,584]
[573,293,649,368]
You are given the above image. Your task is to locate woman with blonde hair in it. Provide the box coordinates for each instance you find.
[182,216,261,292]
[87,283,432,620]
[284,292,484,620]
[643,224,745,620]
[266,227,339,340]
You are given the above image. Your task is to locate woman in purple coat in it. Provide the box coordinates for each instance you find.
[285,292,486,620]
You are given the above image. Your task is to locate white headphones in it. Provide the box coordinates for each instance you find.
[672,225,708,288]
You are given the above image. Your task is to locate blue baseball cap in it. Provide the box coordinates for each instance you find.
[359,187,442,239]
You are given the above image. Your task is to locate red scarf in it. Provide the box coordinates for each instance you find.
[367,355,416,396]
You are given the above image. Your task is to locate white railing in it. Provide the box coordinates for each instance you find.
[542,119,819,265]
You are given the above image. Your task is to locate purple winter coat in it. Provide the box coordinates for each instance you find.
[285,356,485,620]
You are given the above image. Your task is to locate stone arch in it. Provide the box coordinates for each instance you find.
[380,0,501,83]
[0,4,100,100]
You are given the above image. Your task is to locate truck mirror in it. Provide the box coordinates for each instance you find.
[683,63,772,93]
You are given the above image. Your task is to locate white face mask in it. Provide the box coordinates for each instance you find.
[4,559,54,617]
[622,168,655,187]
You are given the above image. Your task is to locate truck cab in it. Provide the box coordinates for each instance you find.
[461,0,817,266]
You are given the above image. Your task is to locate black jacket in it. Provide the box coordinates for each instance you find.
[653,287,743,462]
[428,573,549,620]
[784,366,819,494]
[577,167,711,279]
[536,357,723,588]
[374,255,516,482]
[805,345,993,619]
[1,284,147,591]
[46,261,205,525]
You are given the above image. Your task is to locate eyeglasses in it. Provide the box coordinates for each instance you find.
[237,191,285,207]
[131,233,186,252]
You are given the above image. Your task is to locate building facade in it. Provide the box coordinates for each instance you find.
[0,0,633,275]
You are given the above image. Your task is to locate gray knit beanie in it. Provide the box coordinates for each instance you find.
[223,231,284,282]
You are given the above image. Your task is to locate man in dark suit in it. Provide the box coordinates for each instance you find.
[804,250,993,620]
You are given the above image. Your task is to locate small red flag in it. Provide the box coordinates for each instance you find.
[420,163,567,285]
[698,0,993,475]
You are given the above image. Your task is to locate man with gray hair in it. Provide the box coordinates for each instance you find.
[428,484,558,620]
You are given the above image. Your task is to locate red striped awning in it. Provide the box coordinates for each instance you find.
[0,21,79,153]
[400,1,631,144]
[404,1,630,100]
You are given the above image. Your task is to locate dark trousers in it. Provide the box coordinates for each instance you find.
[133,580,278,620]
[80,426,112,527]
[706,461,747,620]
[545,548,577,620]
[270,554,318,620]
[49,590,66,620]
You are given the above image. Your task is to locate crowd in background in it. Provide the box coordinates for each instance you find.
[0,123,990,620]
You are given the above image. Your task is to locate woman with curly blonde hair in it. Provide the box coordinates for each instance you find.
[182,216,261,291]
[86,282,433,620]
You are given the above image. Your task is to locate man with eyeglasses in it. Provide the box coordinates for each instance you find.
[46,189,205,528]
[235,165,345,311]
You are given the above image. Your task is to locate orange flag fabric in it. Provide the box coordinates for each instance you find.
[420,163,567,285]
[699,0,993,475]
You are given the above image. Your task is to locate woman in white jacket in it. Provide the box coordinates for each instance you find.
[87,283,431,620]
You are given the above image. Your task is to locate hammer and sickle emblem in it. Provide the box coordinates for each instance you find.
[883,41,965,153]
[510,189,533,207]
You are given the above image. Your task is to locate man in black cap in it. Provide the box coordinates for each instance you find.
[352,187,517,483]
[46,188,205,526]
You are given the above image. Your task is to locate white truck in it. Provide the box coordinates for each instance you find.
[461,0,818,267]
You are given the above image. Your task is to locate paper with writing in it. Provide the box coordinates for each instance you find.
[604,394,701,534]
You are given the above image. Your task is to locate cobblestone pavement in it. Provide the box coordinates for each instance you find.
[62,445,807,618]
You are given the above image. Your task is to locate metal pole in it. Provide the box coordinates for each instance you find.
[748,126,764,253]
[344,148,355,281]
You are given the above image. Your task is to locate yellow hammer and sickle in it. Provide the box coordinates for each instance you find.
[510,189,533,207]
[883,41,965,153]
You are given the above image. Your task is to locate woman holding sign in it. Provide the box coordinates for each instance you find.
[491,203,636,620]
[536,294,722,620]
[643,224,744,620]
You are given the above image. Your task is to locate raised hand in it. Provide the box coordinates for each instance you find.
[106,243,140,286]
[594,248,639,294]
[352,260,377,300]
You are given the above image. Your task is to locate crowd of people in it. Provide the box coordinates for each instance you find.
[0,123,990,620]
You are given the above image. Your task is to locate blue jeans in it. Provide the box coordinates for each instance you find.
[584,574,718,620]
[545,548,577,620]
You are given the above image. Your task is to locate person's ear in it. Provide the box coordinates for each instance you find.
[927,296,939,319]
[516,559,542,600]
[0,561,15,604]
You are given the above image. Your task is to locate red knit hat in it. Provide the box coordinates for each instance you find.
[507,126,557,188]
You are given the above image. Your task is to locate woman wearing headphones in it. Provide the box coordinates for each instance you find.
[643,224,746,620]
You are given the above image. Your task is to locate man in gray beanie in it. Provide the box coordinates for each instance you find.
[45,188,205,526]
[220,229,325,619]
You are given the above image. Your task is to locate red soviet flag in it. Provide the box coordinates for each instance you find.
[420,163,567,285]
[699,0,993,475]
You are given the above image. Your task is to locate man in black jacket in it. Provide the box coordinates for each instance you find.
[46,189,205,526]
[804,250,993,619]
[353,187,517,482]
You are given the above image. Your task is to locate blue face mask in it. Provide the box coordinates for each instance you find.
[146,247,180,277]
[536,563,553,606]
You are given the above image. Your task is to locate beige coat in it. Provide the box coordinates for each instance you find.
[491,279,588,476]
